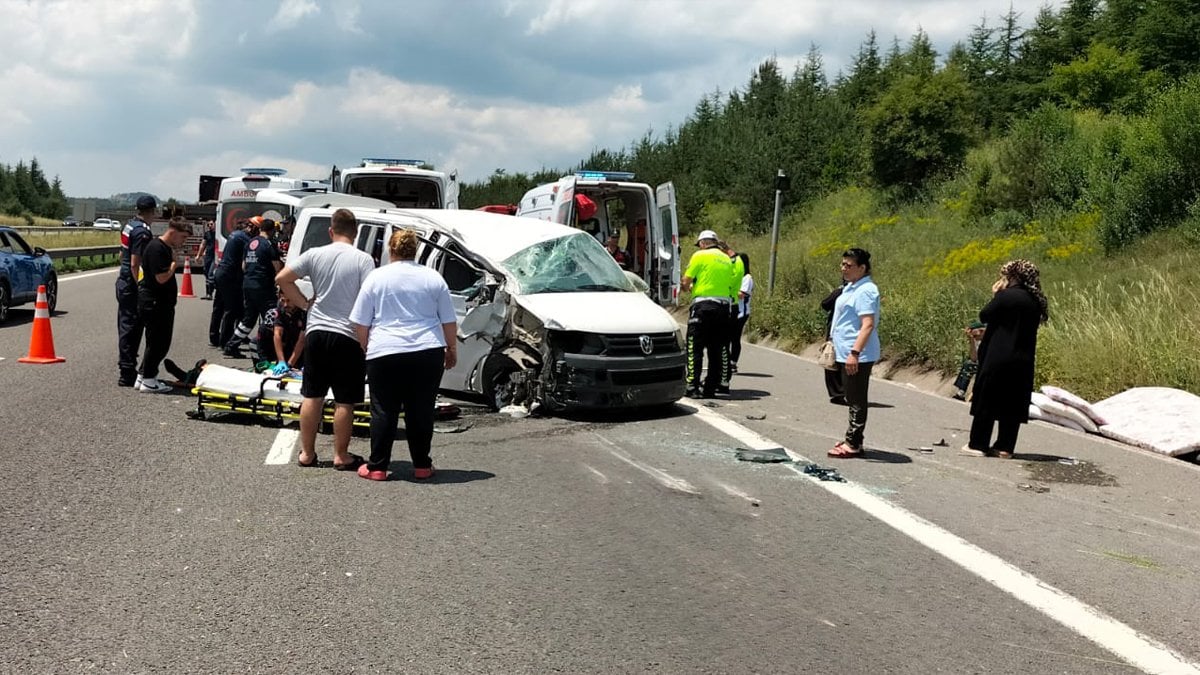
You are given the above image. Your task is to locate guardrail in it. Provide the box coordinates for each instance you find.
[47,245,120,265]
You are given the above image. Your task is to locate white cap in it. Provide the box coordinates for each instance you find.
[696,229,718,244]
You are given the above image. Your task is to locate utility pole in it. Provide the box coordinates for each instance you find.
[767,169,789,294]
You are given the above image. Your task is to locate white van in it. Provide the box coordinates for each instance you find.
[516,171,681,306]
[288,207,687,412]
[214,168,331,249]
[332,158,459,209]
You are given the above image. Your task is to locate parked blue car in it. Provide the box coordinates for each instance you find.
[0,227,58,323]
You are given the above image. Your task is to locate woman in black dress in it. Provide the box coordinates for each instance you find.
[962,259,1049,458]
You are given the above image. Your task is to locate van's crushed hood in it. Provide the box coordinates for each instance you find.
[515,293,679,334]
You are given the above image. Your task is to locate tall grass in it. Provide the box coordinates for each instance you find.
[21,230,120,249]
[0,214,61,227]
[703,185,1200,401]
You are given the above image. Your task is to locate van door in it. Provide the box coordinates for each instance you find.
[654,182,681,306]
[550,176,577,226]
[444,172,459,209]
[423,239,502,395]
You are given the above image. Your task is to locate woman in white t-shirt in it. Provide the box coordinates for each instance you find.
[350,229,458,482]
[730,253,754,371]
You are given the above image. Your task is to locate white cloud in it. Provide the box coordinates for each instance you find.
[267,0,320,33]
[333,0,364,34]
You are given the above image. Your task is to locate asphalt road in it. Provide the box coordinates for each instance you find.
[1,268,1198,674]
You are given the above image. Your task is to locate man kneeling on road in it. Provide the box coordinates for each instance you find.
[276,208,375,470]
[682,230,734,399]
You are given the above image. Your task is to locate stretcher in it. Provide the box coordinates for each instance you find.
[187,364,458,428]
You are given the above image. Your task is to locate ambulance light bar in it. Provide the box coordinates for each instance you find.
[575,170,636,182]
[239,167,288,177]
[361,158,425,167]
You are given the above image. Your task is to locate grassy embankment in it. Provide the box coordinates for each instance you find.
[2,220,122,273]
[694,187,1200,402]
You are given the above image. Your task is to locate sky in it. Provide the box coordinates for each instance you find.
[0,0,1062,202]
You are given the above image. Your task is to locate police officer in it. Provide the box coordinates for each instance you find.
[225,218,282,356]
[681,230,734,398]
[208,218,254,347]
[719,240,745,388]
[116,195,157,387]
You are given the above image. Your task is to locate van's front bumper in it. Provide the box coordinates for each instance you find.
[543,352,687,410]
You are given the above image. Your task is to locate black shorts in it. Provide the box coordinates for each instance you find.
[301,330,366,404]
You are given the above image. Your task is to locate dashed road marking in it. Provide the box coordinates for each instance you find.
[265,428,299,465]
[594,432,700,495]
[583,464,610,484]
[689,404,1200,675]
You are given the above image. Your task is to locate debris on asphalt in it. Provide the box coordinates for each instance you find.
[1017,482,1050,494]
[735,447,790,463]
[499,404,530,418]
[745,413,767,420]
[907,446,935,454]
[433,421,474,434]
[1058,457,1079,465]
[800,463,847,482]
[932,438,949,447]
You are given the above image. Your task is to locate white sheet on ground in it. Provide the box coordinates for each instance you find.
[1028,403,1087,433]
[1039,385,1109,425]
[195,364,311,404]
[1031,392,1100,433]
[1092,387,1200,457]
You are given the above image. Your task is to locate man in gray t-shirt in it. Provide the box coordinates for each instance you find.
[276,208,375,471]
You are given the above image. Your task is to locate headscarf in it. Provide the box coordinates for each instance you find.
[1000,259,1049,324]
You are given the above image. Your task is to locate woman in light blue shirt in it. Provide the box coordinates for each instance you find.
[350,229,458,481]
[828,248,880,458]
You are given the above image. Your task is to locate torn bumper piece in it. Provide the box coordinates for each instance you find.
[187,364,458,428]
[543,352,687,410]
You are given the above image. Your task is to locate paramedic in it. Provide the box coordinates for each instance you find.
[209,219,252,347]
[276,208,375,471]
[350,229,457,482]
[116,195,156,387]
[681,230,734,398]
[225,218,282,356]
[605,233,630,269]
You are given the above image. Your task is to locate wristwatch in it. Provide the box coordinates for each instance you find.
[850,349,861,357]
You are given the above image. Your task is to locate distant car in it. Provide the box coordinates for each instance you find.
[62,216,79,227]
[92,218,122,231]
[0,226,58,324]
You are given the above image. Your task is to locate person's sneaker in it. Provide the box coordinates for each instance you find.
[730,362,738,374]
[138,378,173,393]
[714,385,731,395]
[412,466,435,480]
[684,387,703,399]
[959,444,988,457]
[357,464,388,481]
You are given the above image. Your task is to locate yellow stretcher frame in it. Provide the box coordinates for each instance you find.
[189,375,376,429]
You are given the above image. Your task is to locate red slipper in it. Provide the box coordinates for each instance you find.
[412,466,435,480]
[827,442,862,458]
[357,464,387,481]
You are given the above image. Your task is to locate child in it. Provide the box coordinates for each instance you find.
[257,290,307,373]
[952,320,986,400]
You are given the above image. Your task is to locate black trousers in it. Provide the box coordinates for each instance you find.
[969,415,1021,452]
[115,276,144,382]
[209,274,243,347]
[228,285,274,350]
[839,361,873,449]
[366,348,445,472]
[825,368,845,401]
[686,301,730,394]
[202,258,215,297]
[730,312,749,365]
[139,300,175,380]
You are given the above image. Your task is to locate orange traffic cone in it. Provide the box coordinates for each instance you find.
[179,257,197,298]
[18,285,65,364]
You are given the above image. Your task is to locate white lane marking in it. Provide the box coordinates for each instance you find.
[689,405,1200,675]
[265,428,299,465]
[59,268,119,282]
[594,432,700,495]
[583,464,610,484]
[715,481,758,504]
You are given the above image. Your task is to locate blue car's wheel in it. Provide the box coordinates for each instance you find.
[44,274,58,313]
[0,282,9,324]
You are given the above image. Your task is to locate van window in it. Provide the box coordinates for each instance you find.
[434,244,483,294]
[356,223,386,267]
[299,216,332,253]
[343,176,442,208]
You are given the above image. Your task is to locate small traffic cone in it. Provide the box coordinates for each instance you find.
[179,257,196,298]
[18,285,65,364]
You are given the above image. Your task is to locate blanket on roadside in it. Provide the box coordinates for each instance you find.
[1092,387,1200,457]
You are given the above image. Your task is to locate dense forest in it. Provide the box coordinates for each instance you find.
[460,0,1200,252]
[0,158,69,222]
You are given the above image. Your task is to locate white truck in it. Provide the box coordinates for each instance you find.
[516,171,681,306]
[331,158,459,209]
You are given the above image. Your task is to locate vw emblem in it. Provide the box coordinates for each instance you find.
[639,335,653,355]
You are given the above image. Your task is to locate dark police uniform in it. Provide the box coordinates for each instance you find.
[225,233,279,354]
[116,215,153,386]
[201,227,216,298]
[209,228,250,347]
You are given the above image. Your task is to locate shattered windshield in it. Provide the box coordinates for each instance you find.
[502,232,636,295]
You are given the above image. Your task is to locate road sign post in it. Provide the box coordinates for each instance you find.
[767,169,789,295]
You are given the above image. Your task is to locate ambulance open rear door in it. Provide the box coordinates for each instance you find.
[655,182,681,306]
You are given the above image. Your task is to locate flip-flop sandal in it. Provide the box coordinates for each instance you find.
[297,454,320,468]
[827,442,862,458]
[333,454,365,471]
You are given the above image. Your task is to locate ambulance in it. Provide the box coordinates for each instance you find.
[516,171,680,306]
[213,168,330,250]
[331,158,459,209]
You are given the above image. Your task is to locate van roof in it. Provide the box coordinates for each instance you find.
[251,188,393,210]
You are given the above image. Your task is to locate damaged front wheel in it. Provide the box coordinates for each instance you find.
[484,358,520,411]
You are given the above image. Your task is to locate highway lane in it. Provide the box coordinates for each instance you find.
[1,268,1196,673]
